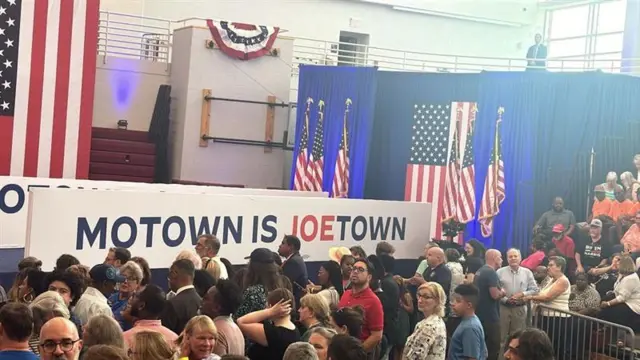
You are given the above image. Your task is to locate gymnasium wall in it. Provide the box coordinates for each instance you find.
[135,0,542,59]
[92,56,170,131]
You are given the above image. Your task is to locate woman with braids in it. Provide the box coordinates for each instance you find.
[306,261,344,308]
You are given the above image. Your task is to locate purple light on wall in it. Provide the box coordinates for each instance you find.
[108,57,141,117]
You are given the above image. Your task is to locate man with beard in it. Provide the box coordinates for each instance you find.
[201,280,245,356]
[122,285,177,349]
[576,219,611,274]
[338,258,383,359]
[534,197,576,239]
[38,318,82,360]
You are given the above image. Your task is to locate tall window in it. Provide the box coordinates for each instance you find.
[545,0,627,72]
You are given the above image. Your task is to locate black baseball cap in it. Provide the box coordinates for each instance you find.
[90,264,125,283]
[244,248,275,264]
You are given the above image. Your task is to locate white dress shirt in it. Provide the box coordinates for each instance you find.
[74,287,113,325]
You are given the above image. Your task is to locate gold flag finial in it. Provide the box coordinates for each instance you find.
[345,98,353,107]
[306,97,313,111]
[498,106,505,115]
[472,103,479,113]
[318,100,325,111]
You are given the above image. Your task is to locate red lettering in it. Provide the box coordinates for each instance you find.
[291,215,299,236]
[300,215,318,242]
[320,215,334,241]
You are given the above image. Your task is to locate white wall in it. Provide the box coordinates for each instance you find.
[170,27,293,188]
[101,0,543,61]
[93,56,170,131]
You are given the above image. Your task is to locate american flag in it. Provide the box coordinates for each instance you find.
[405,103,456,240]
[442,121,459,222]
[457,103,477,223]
[307,100,325,192]
[293,98,312,191]
[479,108,506,238]
[332,99,351,198]
[0,0,100,179]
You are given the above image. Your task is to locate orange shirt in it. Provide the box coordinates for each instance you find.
[592,199,613,218]
[610,200,635,221]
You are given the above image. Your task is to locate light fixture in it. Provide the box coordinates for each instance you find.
[392,5,526,27]
[117,119,128,130]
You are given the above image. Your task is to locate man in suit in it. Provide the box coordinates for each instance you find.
[278,235,308,303]
[526,33,547,70]
[161,259,202,334]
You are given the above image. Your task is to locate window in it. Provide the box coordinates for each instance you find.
[594,33,624,54]
[549,37,588,58]
[593,53,622,72]
[597,0,627,33]
[549,6,590,39]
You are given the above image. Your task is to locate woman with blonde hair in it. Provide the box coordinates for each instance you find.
[129,331,175,360]
[298,293,331,341]
[175,315,220,360]
[29,291,71,354]
[402,282,447,360]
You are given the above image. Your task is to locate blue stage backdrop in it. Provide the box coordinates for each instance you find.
[366,70,640,252]
[290,65,377,198]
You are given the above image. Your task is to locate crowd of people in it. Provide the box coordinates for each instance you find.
[2,193,640,360]
[0,232,568,360]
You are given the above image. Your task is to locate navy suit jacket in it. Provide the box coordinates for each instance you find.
[282,252,308,303]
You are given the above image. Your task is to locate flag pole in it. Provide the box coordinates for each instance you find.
[587,147,595,220]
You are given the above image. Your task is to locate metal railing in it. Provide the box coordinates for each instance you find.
[97,11,172,62]
[533,304,638,360]
[95,10,639,101]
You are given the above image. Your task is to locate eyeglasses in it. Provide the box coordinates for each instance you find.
[40,339,81,353]
[351,266,367,274]
[417,293,435,300]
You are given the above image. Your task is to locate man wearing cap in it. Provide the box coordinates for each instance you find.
[533,197,576,238]
[74,264,123,325]
[551,224,575,260]
[575,219,611,275]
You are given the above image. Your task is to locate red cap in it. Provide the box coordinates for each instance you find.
[552,224,565,233]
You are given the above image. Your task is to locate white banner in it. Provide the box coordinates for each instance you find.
[0,176,327,248]
[25,188,431,270]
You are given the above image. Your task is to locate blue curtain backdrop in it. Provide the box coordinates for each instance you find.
[366,70,640,252]
[290,65,377,198]
[364,72,479,203]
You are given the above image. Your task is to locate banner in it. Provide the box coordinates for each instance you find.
[0,176,327,248]
[25,189,432,269]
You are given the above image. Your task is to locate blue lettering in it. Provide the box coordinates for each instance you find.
[112,216,137,248]
[163,216,186,247]
[351,216,367,241]
[369,217,391,240]
[261,215,278,243]
[392,217,406,240]
[336,216,350,240]
[0,184,24,214]
[223,216,242,244]
[140,217,161,247]
[188,216,222,243]
[76,217,107,249]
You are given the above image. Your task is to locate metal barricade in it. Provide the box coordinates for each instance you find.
[533,304,638,360]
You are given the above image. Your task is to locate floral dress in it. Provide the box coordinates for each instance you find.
[403,314,447,360]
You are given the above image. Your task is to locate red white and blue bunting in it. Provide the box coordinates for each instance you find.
[206,20,280,60]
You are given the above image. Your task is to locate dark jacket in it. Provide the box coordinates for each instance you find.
[160,287,202,334]
[282,252,308,303]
